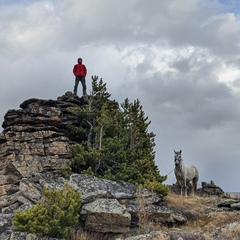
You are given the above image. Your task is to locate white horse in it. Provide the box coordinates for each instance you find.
[174,150,199,196]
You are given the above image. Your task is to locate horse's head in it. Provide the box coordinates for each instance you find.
[174,150,182,167]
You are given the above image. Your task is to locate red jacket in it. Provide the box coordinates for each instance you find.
[73,63,87,77]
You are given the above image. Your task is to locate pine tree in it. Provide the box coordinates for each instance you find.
[67,76,168,195]
[105,98,168,195]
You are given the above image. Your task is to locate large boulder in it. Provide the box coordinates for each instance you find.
[81,198,131,233]
[69,174,154,203]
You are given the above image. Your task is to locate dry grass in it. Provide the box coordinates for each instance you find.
[165,192,215,212]
[165,192,240,239]
[136,187,152,234]
[70,229,97,240]
[220,223,240,240]
[71,229,117,240]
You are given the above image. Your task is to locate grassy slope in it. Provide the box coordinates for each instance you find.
[164,192,240,239]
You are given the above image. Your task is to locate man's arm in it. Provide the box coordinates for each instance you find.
[73,65,77,75]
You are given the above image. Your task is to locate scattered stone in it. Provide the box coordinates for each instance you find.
[217,199,239,208]
[230,202,240,210]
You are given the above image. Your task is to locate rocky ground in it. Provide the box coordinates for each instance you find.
[1,172,240,240]
[70,189,240,240]
[162,192,240,240]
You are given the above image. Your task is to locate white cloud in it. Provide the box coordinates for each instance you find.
[1,0,240,191]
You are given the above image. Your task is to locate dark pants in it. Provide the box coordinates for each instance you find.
[73,76,86,96]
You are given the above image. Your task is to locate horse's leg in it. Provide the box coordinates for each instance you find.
[184,178,187,197]
[179,180,183,195]
[192,178,197,196]
[193,168,199,196]
[191,180,194,196]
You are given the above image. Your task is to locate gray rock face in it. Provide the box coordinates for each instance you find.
[70,174,143,203]
[81,198,131,233]
[0,92,84,195]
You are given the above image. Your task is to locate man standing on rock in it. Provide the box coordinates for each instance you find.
[73,58,87,96]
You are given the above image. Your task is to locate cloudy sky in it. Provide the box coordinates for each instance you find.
[1,0,240,192]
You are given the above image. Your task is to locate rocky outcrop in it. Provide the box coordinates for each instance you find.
[0,91,187,239]
[0,92,86,196]
[0,173,187,239]
[199,181,224,196]
[70,174,186,231]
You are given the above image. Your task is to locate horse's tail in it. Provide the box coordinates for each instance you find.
[192,167,199,191]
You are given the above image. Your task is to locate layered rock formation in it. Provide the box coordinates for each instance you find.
[0,92,85,196]
[0,92,186,239]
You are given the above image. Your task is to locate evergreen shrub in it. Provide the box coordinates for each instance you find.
[13,184,82,239]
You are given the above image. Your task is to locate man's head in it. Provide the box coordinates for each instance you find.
[78,58,82,63]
